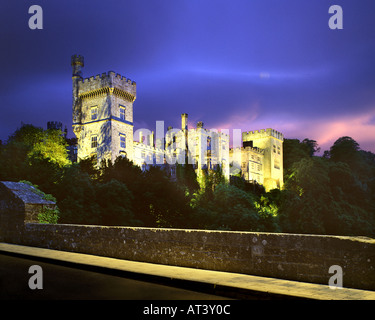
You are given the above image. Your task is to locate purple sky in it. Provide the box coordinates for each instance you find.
[1,0,374,154]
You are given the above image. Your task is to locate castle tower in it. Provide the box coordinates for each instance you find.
[72,54,84,127]
[181,113,188,164]
[242,128,284,191]
[71,55,136,164]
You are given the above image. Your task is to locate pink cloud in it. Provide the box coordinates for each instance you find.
[275,109,375,153]
[208,107,375,154]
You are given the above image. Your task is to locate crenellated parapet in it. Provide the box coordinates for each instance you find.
[243,128,284,141]
[78,86,135,102]
[230,146,265,155]
[77,71,136,99]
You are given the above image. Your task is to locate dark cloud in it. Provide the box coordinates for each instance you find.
[0,0,374,152]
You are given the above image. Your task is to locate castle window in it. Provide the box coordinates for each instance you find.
[274,159,280,169]
[91,135,98,148]
[91,107,98,120]
[120,106,126,120]
[120,134,126,149]
[207,137,212,150]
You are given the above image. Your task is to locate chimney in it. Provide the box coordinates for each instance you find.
[150,131,154,147]
[181,113,188,131]
[197,121,204,129]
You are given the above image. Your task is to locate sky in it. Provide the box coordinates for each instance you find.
[0,0,375,154]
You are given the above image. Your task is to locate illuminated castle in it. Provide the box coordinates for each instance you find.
[71,55,283,191]
[230,129,284,191]
[71,54,136,162]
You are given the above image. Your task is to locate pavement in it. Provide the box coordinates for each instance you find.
[1,242,374,300]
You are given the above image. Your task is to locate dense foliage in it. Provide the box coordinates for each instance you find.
[0,124,374,237]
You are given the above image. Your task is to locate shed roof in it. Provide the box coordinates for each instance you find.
[0,181,55,205]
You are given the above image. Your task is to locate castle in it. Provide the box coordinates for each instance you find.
[71,55,283,191]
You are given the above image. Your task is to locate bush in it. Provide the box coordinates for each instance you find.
[38,207,60,224]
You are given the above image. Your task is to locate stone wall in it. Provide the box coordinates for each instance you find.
[1,181,374,291]
[9,223,375,291]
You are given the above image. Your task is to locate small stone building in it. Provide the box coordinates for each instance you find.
[0,181,56,242]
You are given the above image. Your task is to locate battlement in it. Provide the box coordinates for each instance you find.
[243,128,284,141]
[47,121,63,131]
[71,54,84,66]
[77,71,136,98]
[230,146,265,155]
[78,71,136,86]
[191,126,230,138]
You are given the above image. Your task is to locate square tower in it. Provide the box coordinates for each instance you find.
[242,128,284,191]
[71,55,136,164]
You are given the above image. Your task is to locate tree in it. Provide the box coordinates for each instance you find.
[327,136,375,184]
[142,165,193,228]
[55,164,102,225]
[176,163,199,196]
[99,156,150,223]
[328,136,360,164]
[283,138,320,174]
[0,124,71,191]
[302,138,320,157]
[95,179,141,226]
[279,156,374,236]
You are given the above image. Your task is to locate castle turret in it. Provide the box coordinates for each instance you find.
[72,54,84,127]
[71,54,84,78]
[181,113,188,164]
[181,113,188,131]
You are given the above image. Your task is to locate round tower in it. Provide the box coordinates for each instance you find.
[71,54,84,131]
[71,54,84,78]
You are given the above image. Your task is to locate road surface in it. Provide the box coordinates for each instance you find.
[0,253,230,300]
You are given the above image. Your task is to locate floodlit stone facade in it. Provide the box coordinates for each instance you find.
[71,55,136,162]
[242,129,284,191]
[71,55,283,190]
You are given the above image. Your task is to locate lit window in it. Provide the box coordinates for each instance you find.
[120,106,126,120]
[120,134,126,149]
[91,136,98,148]
[91,107,98,120]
